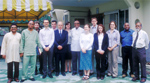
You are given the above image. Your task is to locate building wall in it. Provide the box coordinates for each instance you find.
[53,6,89,28]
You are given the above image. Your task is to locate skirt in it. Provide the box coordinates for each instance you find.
[65,44,72,60]
[80,50,92,70]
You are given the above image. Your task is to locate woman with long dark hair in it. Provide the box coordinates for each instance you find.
[65,22,72,73]
[93,24,109,80]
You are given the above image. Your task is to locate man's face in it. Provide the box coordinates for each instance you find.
[74,21,80,28]
[58,22,63,30]
[28,21,34,29]
[43,20,49,27]
[34,23,39,29]
[124,23,130,31]
[91,19,97,26]
[135,22,142,30]
[51,22,57,29]
[11,25,17,33]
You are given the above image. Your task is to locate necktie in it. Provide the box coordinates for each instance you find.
[133,32,139,48]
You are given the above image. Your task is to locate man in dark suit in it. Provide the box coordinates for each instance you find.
[54,21,68,76]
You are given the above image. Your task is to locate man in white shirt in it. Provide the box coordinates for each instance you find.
[39,19,55,78]
[1,23,21,83]
[90,17,98,75]
[131,22,149,82]
[71,20,84,76]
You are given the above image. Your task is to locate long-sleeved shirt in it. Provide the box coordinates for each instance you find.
[106,29,120,47]
[132,29,149,49]
[71,27,84,51]
[120,29,134,47]
[90,25,98,34]
[1,32,21,63]
[39,27,54,48]
[80,33,94,50]
[20,29,42,56]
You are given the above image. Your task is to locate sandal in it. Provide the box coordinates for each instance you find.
[82,75,87,80]
[85,75,89,80]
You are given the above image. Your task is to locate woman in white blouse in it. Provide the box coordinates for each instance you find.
[80,24,94,80]
[93,24,109,80]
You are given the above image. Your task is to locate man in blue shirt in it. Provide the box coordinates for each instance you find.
[120,23,134,78]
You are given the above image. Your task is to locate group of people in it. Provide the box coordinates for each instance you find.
[1,17,149,83]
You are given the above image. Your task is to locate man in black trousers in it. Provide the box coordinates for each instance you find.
[54,21,68,76]
[131,22,149,82]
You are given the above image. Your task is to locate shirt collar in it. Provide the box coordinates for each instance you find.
[124,29,131,32]
[92,25,97,29]
[44,27,50,30]
[108,29,116,33]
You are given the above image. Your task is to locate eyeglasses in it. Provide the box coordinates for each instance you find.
[29,23,34,25]
[74,23,80,24]
[11,27,17,28]
[136,25,141,27]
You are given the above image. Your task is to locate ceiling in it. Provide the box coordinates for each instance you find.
[51,0,112,7]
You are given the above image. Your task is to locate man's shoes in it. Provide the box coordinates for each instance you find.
[56,72,59,76]
[140,78,146,82]
[7,78,12,83]
[101,77,104,80]
[29,78,35,81]
[132,77,140,81]
[72,73,77,76]
[107,73,111,77]
[42,75,47,79]
[20,79,26,82]
[14,78,19,82]
[130,74,135,78]
[97,77,100,80]
[48,74,53,78]
[122,74,127,78]
[61,72,66,76]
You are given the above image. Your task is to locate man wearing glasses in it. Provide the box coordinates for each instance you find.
[1,23,21,83]
[71,20,84,76]
[131,22,149,82]
[20,21,42,82]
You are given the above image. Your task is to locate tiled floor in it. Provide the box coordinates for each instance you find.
[0,58,150,83]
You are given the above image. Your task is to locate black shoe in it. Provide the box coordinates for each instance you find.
[140,78,146,83]
[42,75,47,79]
[48,74,53,78]
[79,73,83,76]
[20,79,26,82]
[72,73,77,76]
[97,77,100,80]
[56,72,59,76]
[61,72,66,76]
[101,77,104,80]
[29,78,35,81]
[132,77,140,81]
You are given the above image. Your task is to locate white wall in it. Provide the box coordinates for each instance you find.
[53,6,89,28]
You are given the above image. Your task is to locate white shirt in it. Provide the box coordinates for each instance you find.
[1,32,21,63]
[39,27,54,48]
[71,27,84,51]
[98,33,104,51]
[132,29,149,49]
[80,33,94,50]
[67,30,71,44]
[90,25,98,34]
